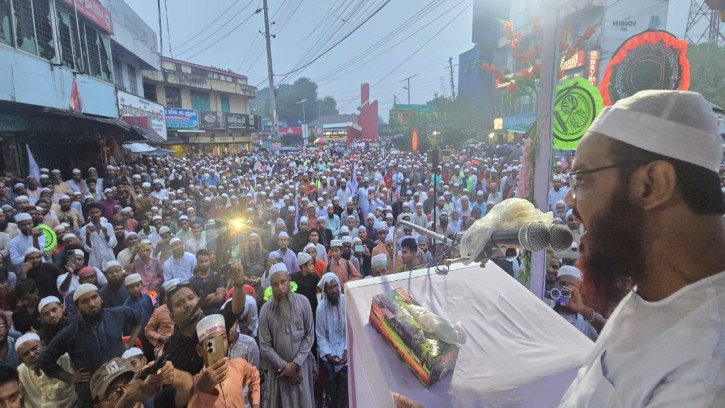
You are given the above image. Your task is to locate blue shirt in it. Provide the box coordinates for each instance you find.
[39,306,140,377]
[123,293,154,330]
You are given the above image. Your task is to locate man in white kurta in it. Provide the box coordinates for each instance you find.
[15,333,77,408]
[558,91,725,406]
[79,203,116,270]
[316,272,348,408]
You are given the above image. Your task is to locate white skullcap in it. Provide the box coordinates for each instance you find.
[141,182,151,188]
[162,278,181,292]
[371,253,388,269]
[278,231,289,239]
[104,260,122,271]
[122,347,144,360]
[341,236,352,244]
[269,262,288,276]
[24,247,40,257]
[557,265,582,280]
[299,216,309,224]
[15,333,40,351]
[73,283,99,302]
[197,314,226,341]
[297,252,312,266]
[330,239,342,248]
[340,226,350,234]
[317,272,340,290]
[38,296,61,313]
[169,237,182,246]
[14,213,31,222]
[73,249,84,257]
[53,225,66,233]
[304,243,316,252]
[589,90,723,172]
[63,233,77,240]
[59,194,70,201]
[152,215,162,221]
[124,273,142,286]
[158,226,171,234]
[179,215,189,221]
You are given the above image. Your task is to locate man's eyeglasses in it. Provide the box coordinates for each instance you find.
[568,163,642,192]
[99,383,129,403]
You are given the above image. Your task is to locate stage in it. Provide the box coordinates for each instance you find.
[346,262,594,407]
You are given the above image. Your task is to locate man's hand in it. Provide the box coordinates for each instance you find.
[145,361,175,388]
[196,358,228,393]
[568,285,587,316]
[277,362,297,380]
[21,261,33,276]
[31,229,41,238]
[340,350,348,365]
[392,393,423,408]
[86,225,96,234]
[229,261,245,285]
[72,369,91,384]
[326,354,340,365]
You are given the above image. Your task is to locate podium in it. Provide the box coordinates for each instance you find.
[345,262,594,407]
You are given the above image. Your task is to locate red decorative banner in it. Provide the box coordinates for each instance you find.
[61,0,114,34]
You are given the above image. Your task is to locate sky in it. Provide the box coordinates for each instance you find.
[124,0,476,116]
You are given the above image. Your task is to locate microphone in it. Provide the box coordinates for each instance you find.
[488,222,550,252]
[548,224,574,251]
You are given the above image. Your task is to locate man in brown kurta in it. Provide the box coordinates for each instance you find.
[259,266,315,408]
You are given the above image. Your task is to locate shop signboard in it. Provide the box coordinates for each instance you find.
[165,108,198,130]
[199,111,226,130]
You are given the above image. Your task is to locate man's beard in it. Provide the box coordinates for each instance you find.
[82,306,104,324]
[275,292,293,321]
[577,183,645,313]
[327,291,340,305]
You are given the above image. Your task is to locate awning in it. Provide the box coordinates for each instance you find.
[123,142,156,153]
[147,148,175,156]
[140,128,166,143]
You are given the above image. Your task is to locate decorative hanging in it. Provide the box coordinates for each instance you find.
[600,30,690,106]
[553,77,603,150]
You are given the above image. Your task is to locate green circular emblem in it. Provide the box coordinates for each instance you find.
[36,224,57,252]
[553,77,603,150]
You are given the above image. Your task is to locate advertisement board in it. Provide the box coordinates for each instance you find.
[199,111,226,130]
[61,0,114,33]
[225,113,248,130]
[117,90,167,140]
[165,108,198,130]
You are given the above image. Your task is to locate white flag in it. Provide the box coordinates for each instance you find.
[26,144,40,181]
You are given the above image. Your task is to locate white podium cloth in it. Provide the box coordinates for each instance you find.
[346,262,594,408]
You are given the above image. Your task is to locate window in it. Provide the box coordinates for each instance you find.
[143,83,157,102]
[113,58,123,88]
[14,0,55,60]
[165,86,182,108]
[0,0,12,46]
[220,95,230,113]
[56,7,83,70]
[191,90,210,111]
[127,64,138,95]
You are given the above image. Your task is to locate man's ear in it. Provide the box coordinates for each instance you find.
[630,161,678,210]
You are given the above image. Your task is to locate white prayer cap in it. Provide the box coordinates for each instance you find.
[287,206,295,211]
[557,265,582,280]
[304,243,316,252]
[124,273,142,286]
[59,194,70,201]
[269,262,288,276]
[13,183,24,190]
[104,260,122,271]
[63,233,77,240]
[38,296,61,313]
[299,216,309,224]
[1,205,11,210]
[330,239,342,248]
[15,333,40,351]
[278,231,289,239]
[162,278,181,292]
[74,249,84,256]
[371,253,388,269]
[122,347,144,360]
[340,226,350,234]
[152,215,162,221]
[72,168,81,174]
[341,236,352,245]
[169,237,182,246]
[141,182,151,188]
[24,247,40,257]
[589,90,723,172]
[14,213,31,222]
[158,226,171,234]
[179,215,189,221]
[73,283,99,302]
[317,272,340,290]
[297,252,312,266]
[196,314,226,341]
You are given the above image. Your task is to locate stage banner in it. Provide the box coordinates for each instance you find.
[553,77,603,151]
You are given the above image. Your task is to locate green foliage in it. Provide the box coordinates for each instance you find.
[250,78,339,125]
[687,44,725,108]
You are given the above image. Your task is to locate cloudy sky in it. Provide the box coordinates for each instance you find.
[124,0,476,115]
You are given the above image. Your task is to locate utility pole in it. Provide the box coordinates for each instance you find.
[448,57,456,100]
[400,74,417,104]
[262,0,278,135]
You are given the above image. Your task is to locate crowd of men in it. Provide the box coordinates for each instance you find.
[0,139,621,407]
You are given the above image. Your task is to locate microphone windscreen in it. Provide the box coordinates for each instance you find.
[518,222,549,252]
[549,224,574,251]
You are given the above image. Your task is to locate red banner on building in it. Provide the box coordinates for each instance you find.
[62,0,114,34]
[585,50,601,86]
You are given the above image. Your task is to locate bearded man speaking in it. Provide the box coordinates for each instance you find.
[559,91,725,406]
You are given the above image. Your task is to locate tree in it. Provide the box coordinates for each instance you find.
[250,78,340,126]
[687,43,725,108]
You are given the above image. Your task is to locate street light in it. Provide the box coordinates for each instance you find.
[296,99,307,124]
